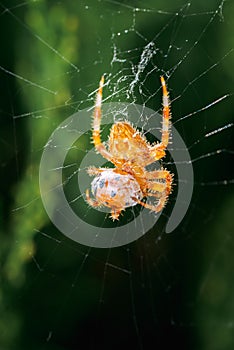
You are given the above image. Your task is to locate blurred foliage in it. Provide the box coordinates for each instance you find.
[7,1,79,279]
[0,0,233,349]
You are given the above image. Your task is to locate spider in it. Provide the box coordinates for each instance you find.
[85,75,173,220]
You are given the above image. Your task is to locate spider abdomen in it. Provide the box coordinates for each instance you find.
[91,169,142,209]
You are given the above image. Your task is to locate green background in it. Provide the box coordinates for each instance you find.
[0,0,233,349]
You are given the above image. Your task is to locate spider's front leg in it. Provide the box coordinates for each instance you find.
[160,76,171,147]
[92,76,122,167]
[92,76,111,161]
[147,76,171,163]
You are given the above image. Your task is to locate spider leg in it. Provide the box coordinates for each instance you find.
[144,180,171,211]
[147,182,166,192]
[147,169,173,198]
[92,76,122,167]
[146,169,172,180]
[147,192,161,198]
[134,168,173,213]
[85,189,101,208]
[135,196,168,214]
[146,76,171,164]
[87,166,107,176]
[110,209,122,221]
[160,76,171,147]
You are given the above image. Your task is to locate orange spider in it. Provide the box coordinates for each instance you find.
[85,75,173,220]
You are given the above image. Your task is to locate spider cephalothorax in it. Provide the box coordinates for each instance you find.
[86,75,173,220]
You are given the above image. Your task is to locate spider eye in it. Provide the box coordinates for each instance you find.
[111,190,117,197]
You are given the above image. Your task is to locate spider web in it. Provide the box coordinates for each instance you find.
[1,0,234,349]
